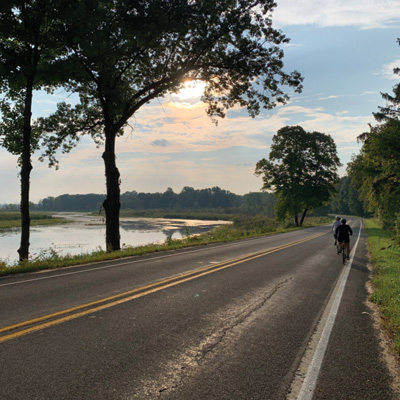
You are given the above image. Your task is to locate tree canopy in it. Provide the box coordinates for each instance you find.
[38,0,303,251]
[0,0,67,261]
[348,38,400,225]
[348,120,400,224]
[329,176,367,217]
[255,125,341,226]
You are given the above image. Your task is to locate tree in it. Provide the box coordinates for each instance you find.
[348,120,400,224]
[241,192,275,216]
[329,176,351,215]
[329,176,367,217]
[40,0,303,251]
[350,40,400,224]
[161,187,177,209]
[373,38,400,123]
[255,126,341,226]
[0,0,66,261]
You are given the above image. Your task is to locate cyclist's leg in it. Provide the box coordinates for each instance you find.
[341,242,346,263]
[346,241,350,259]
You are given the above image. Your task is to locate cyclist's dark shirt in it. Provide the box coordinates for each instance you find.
[335,224,353,243]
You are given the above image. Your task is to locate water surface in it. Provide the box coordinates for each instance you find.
[0,212,230,266]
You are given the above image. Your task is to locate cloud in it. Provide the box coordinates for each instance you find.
[318,95,343,100]
[273,0,400,29]
[318,95,342,101]
[1,83,376,203]
[122,97,371,169]
[380,59,400,80]
[151,139,170,147]
[361,91,376,95]
[273,105,372,144]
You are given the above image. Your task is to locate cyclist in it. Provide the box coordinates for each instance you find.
[331,216,341,245]
[335,218,353,260]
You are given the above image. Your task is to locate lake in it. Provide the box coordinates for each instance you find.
[0,212,230,266]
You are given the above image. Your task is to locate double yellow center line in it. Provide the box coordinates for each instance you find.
[0,231,326,344]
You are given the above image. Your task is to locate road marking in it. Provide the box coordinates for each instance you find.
[0,231,327,344]
[0,228,325,287]
[290,220,362,400]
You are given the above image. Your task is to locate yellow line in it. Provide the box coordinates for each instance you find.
[0,231,327,343]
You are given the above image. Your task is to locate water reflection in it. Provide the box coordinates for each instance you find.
[0,212,230,266]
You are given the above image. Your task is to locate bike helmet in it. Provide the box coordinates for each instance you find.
[336,216,340,220]
[341,218,346,224]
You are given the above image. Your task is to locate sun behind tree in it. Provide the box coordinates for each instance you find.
[176,80,206,101]
[38,0,303,252]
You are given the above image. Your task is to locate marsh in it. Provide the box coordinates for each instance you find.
[0,212,230,266]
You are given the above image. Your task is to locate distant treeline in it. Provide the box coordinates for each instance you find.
[1,187,276,216]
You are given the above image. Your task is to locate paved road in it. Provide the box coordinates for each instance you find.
[0,220,396,399]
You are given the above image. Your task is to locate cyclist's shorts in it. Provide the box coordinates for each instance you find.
[338,238,350,243]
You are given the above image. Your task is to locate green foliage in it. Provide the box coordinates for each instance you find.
[348,120,400,225]
[6,187,275,217]
[366,219,400,354]
[240,192,275,217]
[0,0,68,152]
[349,39,400,226]
[0,212,25,221]
[255,125,341,226]
[120,187,242,211]
[232,215,278,234]
[395,213,400,242]
[329,176,368,217]
[0,92,40,156]
[0,0,75,261]
[1,0,303,254]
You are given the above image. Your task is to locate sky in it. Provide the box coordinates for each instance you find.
[1,0,400,204]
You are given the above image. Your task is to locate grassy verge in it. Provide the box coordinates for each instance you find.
[0,212,72,229]
[365,219,400,353]
[0,215,330,277]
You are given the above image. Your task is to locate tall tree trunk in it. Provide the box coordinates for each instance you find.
[102,128,121,251]
[294,214,299,227]
[18,79,34,262]
[299,208,308,227]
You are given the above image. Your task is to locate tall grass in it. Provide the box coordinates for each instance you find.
[0,212,54,221]
[0,212,71,229]
[366,219,400,353]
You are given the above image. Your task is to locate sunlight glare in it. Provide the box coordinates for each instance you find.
[177,80,206,100]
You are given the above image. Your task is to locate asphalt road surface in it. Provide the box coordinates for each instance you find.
[0,220,397,399]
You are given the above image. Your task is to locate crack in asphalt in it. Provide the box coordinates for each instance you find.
[158,276,291,398]
[195,277,291,365]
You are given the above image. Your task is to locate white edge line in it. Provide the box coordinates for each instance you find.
[296,220,362,400]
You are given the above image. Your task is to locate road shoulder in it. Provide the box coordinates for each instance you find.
[313,227,398,399]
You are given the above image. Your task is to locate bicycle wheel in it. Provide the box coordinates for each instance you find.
[342,245,347,264]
